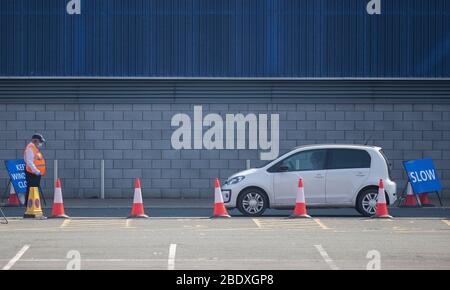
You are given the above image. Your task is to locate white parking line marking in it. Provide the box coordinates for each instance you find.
[2,245,30,270]
[168,244,177,270]
[314,245,339,270]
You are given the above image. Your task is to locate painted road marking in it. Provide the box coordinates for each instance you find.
[314,245,339,270]
[442,220,450,227]
[60,219,130,229]
[0,258,314,263]
[60,219,71,228]
[364,219,394,222]
[252,219,262,228]
[2,245,30,270]
[252,218,322,230]
[168,244,177,270]
[313,219,330,230]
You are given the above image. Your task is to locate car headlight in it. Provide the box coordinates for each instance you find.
[225,176,245,186]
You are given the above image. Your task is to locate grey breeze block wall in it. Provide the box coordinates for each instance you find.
[0,80,449,199]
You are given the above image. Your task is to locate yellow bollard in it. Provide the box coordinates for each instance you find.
[24,187,46,219]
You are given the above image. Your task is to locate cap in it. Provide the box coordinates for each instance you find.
[31,133,45,143]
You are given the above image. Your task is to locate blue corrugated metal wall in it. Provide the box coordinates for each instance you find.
[0,0,449,78]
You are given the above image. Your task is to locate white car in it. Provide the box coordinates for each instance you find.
[221,144,397,217]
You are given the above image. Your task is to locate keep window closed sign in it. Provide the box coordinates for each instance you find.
[4,159,27,194]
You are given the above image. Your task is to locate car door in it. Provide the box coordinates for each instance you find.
[325,149,371,204]
[271,149,327,206]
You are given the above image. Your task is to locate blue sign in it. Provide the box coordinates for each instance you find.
[404,159,442,194]
[4,160,28,195]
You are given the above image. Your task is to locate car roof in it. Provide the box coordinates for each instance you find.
[293,144,382,151]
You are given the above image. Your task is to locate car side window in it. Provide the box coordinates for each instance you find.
[326,149,371,170]
[269,149,327,172]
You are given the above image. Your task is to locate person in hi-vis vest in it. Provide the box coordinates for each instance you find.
[24,134,46,206]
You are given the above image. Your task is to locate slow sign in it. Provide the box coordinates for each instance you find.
[403,159,442,195]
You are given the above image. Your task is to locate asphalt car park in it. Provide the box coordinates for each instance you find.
[1,206,449,270]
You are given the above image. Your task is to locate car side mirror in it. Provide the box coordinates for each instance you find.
[278,165,289,172]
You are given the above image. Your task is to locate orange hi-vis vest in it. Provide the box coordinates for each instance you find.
[24,143,46,176]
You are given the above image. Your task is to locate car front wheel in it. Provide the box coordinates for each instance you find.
[237,188,268,217]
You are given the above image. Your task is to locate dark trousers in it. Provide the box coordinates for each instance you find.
[25,171,41,207]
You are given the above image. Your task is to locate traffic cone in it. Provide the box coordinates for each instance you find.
[419,193,435,207]
[372,179,393,219]
[5,183,20,207]
[128,178,149,218]
[49,179,69,219]
[211,178,230,218]
[24,187,46,219]
[400,183,418,207]
[290,178,311,219]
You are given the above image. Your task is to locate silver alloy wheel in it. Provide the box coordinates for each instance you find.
[361,192,378,215]
[242,192,265,214]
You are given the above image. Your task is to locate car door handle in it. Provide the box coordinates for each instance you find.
[314,174,324,179]
[356,172,366,177]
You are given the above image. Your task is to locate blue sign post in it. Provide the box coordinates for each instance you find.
[4,160,28,204]
[403,158,443,206]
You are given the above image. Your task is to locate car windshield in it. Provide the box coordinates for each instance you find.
[256,149,297,168]
[256,159,276,168]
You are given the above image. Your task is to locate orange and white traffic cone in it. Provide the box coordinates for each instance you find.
[419,193,435,207]
[128,178,149,219]
[211,178,230,218]
[49,179,69,219]
[290,178,311,219]
[400,183,418,208]
[372,179,393,219]
[5,183,20,207]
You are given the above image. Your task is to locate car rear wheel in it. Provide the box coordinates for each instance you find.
[356,188,389,217]
[356,189,379,217]
[237,188,268,217]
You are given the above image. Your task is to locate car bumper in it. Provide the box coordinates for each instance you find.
[384,179,398,205]
[221,189,232,204]
[221,185,240,208]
